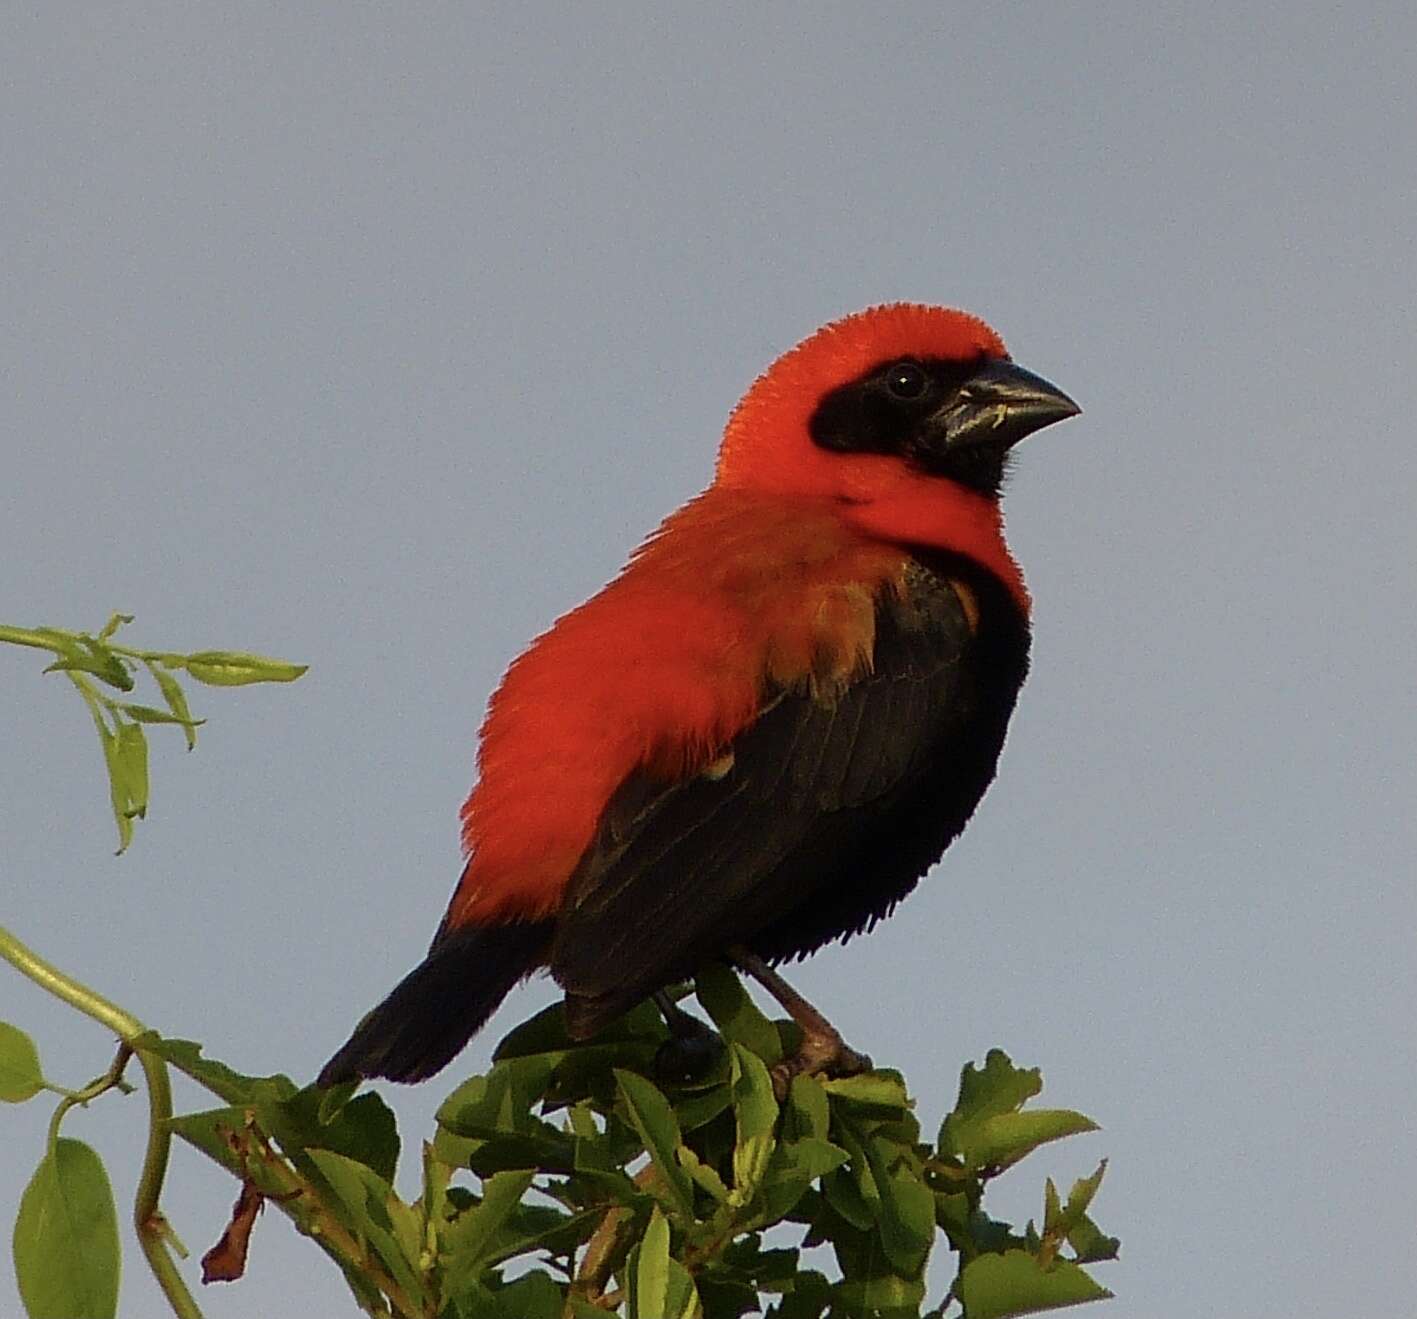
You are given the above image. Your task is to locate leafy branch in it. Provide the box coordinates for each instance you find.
[4,612,1120,1317]
[0,613,307,851]
[5,934,1119,1318]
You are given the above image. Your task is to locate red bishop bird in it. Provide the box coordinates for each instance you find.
[319,303,1079,1089]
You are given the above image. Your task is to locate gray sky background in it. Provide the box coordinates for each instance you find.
[5,6,1415,1316]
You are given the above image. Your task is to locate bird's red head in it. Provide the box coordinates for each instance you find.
[714,303,1076,506]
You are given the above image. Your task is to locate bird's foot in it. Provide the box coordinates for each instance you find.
[653,988,727,1086]
[769,1027,873,1100]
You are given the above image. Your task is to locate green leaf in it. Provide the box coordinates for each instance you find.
[695,963,782,1062]
[116,721,149,818]
[116,702,204,732]
[959,1249,1112,1318]
[940,1050,1098,1171]
[166,1106,256,1177]
[673,1080,733,1133]
[439,1170,535,1291]
[183,650,308,685]
[831,1272,926,1314]
[820,1166,876,1232]
[698,1275,763,1319]
[842,1117,933,1277]
[306,1149,427,1309]
[141,1034,290,1106]
[775,1136,849,1182]
[490,1270,565,1319]
[98,725,133,853]
[786,1074,830,1141]
[942,1050,1040,1138]
[460,1131,570,1176]
[14,1138,120,1319]
[494,996,666,1061]
[678,1143,731,1202]
[0,1021,44,1102]
[627,1207,698,1319]
[438,1054,560,1139]
[261,1085,401,1185]
[148,664,200,749]
[1067,1213,1122,1265]
[614,1069,697,1220]
[824,1117,880,1222]
[822,1069,911,1117]
[950,1108,1099,1173]
[729,1043,779,1203]
[44,635,133,691]
[767,1268,832,1318]
[758,1136,849,1221]
[1042,1160,1109,1264]
[97,613,133,641]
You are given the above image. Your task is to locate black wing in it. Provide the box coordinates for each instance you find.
[549,552,1030,1037]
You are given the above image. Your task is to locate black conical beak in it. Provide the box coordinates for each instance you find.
[927,359,1081,453]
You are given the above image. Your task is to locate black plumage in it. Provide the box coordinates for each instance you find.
[552,550,1029,1037]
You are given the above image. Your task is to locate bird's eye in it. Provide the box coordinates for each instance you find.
[884,361,928,400]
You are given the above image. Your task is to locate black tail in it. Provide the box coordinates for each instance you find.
[317,921,552,1086]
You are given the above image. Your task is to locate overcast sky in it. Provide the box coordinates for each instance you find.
[5,6,1416,1317]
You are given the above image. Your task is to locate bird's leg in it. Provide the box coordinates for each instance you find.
[728,946,872,1097]
[653,988,713,1040]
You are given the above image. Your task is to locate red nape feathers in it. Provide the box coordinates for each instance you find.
[319,303,1079,1089]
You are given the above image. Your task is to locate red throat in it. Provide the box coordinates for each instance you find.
[838,465,1029,615]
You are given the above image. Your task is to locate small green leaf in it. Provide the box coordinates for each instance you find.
[758,1136,849,1220]
[831,1272,925,1314]
[768,1268,832,1318]
[729,1043,779,1202]
[821,1070,911,1116]
[0,1021,44,1102]
[1067,1213,1122,1264]
[940,1050,1098,1171]
[260,1084,401,1185]
[825,1116,880,1221]
[820,1165,876,1231]
[306,1149,427,1308]
[1061,1161,1106,1227]
[490,1270,565,1319]
[959,1249,1112,1318]
[116,721,149,818]
[141,1034,291,1106]
[786,1074,830,1141]
[949,1108,1099,1172]
[45,637,134,691]
[942,1050,1041,1139]
[439,1170,535,1291]
[846,1119,933,1277]
[116,702,205,731]
[627,1207,698,1319]
[97,725,133,853]
[614,1069,696,1220]
[183,650,308,686]
[673,1080,733,1133]
[776,1136,849,1182]
[678,1144,731,1202]
[14,1138,120,1319]
[696,963,782,1062]
[97,613,133,641]
[148,664,200,749]
[439,1054,559,1139]
[166,1106,257,1177]
[1042,1160,1109,1264]
[630,1206,671,1318]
